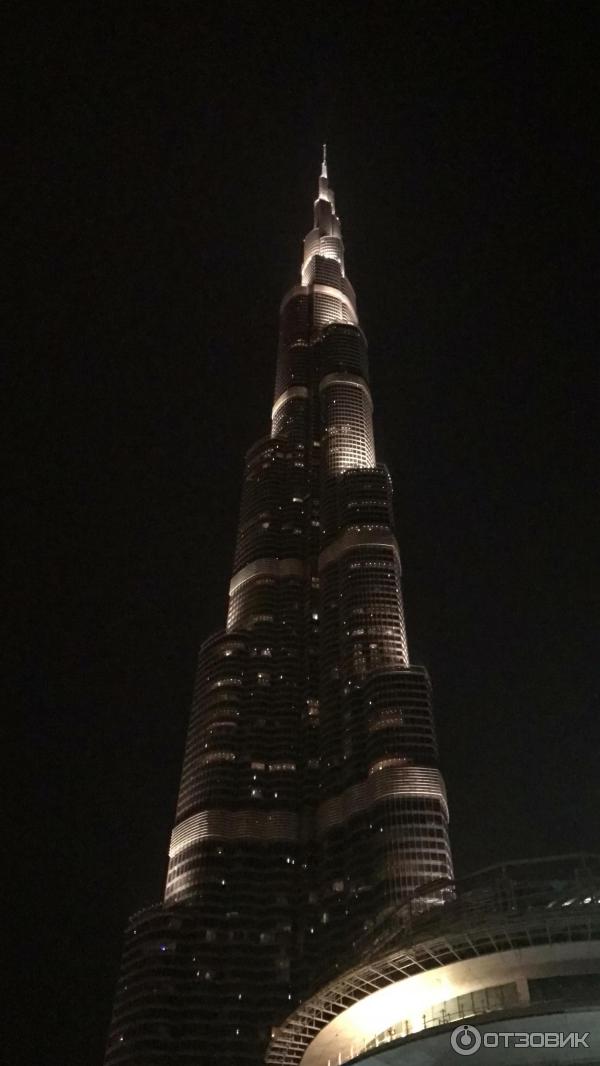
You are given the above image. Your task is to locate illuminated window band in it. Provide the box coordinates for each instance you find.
[280,283,358,323]
[169,809,298,858]
[228,557,306,596]
[316,766,449,836]
[319,528,400,571]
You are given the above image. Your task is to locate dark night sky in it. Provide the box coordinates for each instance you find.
[8,4,599,1064]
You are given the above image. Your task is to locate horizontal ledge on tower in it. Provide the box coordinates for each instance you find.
[271,385,310,420]
[316,766,449,835]
[319,372,373,409]
[280,283,358,322]
[318,528,400,571]
[229,557,306,595]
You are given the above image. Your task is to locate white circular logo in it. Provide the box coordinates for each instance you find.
[450,1024,482,1056]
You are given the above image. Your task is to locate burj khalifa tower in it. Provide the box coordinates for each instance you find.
[105,149,453,1066]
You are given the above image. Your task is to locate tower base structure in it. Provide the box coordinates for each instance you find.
[105,900,295,1065]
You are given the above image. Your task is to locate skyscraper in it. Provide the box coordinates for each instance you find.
[104,149,453,1066]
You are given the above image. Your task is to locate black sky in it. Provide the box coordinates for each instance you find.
[9,3,599,1064]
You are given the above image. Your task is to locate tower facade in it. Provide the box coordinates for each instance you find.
[104,151,453,1066]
